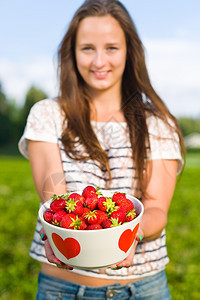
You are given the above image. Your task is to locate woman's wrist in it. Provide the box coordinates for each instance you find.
[139,207,167,241]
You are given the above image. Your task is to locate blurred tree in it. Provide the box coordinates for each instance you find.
[0,83,48,152]
[178,117,200,136]
[8,99,23,143]
[20,86,48,134]
[0,82,7,113]
[0,83,11,144]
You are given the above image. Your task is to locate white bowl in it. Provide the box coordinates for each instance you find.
[39,190,144,269]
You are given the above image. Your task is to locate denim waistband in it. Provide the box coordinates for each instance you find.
[37,270,170,300]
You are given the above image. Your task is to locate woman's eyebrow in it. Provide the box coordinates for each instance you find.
[78,42,120,46]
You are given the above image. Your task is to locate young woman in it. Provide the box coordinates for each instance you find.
[19,0,185,299]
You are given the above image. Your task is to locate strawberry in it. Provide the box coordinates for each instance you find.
[86,224,103,230]
[96,210,108,224]
[65,198,84,216]
[82,185,97,199]
[84,194,99,210]
[60,214,83,230]
[43,209,54,223]
[52,210,67,226]
[78,216,88,230]
[83,210,100,224]
[82,207,91,216]
[97,196,107,211]
[118,198,134,212]
[60,213,76,229]
[50,196,66,212]
[110,206,126,224]
[125,209,136,222]
[98,196,116,213]
[112,192,127,203]
[101,219,112,228]
[68,192,85,204]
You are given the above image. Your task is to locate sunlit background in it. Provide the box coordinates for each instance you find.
[0,0,200,117]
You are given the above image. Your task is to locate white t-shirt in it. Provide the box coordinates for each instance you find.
[18,98,183,280]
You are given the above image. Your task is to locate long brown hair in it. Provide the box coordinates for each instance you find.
[57,0,185,197]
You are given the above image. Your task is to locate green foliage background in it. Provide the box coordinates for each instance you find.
[0,84,48,145]
[0,151,199,299]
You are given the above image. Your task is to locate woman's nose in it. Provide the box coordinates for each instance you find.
[93,50,106,68]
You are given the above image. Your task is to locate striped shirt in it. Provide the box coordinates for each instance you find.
[18,98,183,280]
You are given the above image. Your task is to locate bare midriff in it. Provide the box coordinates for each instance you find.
[41,262,140,286]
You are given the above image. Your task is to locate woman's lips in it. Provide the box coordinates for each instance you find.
[92,71,110,79]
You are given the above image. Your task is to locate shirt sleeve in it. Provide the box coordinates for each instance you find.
[147,115,184,174]
[18,99,60,159]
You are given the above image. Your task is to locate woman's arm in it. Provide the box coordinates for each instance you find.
[113,158,177,269]
[141,159,177,241]
[28,140,67,203]
[28,140,72,267]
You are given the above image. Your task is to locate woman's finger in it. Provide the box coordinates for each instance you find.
[110,240,138,270]
[110,226,144,270]
[40,228,47,241]
[40,228,73,270]
[136,227,144,242]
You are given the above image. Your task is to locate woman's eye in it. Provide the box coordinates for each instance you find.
[82,47,93,51]
[108,46,118,51]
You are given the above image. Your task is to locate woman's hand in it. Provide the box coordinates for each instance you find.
[110,227,144,270]
[40,228,73,270]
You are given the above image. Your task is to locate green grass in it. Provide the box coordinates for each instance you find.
[0,156,40,299]
[0,151,199,299]
[166,150,200,299]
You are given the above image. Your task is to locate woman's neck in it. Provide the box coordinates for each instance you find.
[90,88,125,122]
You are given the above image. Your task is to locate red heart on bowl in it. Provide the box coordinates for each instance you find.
[52,233,81,259]
[118,223,139,253]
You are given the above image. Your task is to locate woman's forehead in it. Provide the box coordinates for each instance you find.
[76,15,125,43]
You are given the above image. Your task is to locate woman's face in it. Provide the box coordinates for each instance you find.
[75,15,127,95]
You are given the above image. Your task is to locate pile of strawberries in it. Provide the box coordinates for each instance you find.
[43,186,137,230]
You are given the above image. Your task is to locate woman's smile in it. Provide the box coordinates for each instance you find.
[91,70,111,79]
